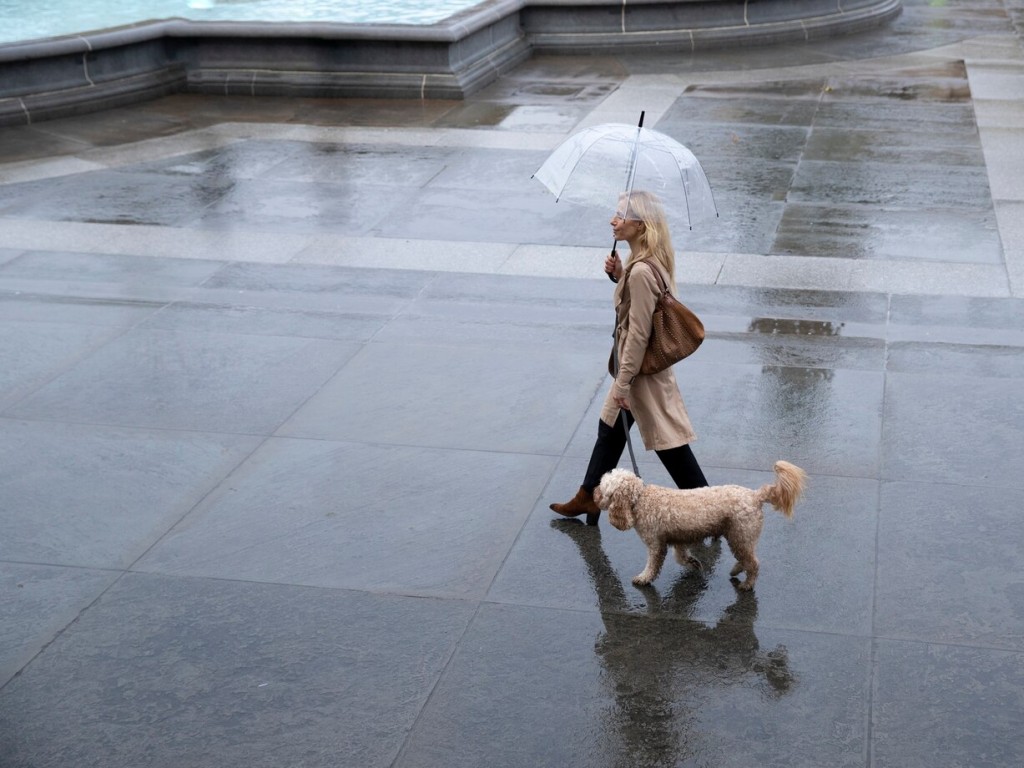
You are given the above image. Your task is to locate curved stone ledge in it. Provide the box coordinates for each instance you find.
[0,0,901,126]
[524,0,903,52]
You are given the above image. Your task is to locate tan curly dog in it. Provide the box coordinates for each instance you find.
[594,462,806,590]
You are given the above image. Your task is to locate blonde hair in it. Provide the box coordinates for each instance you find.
[618,190,677,292]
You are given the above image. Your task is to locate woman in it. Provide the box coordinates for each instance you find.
[550,190,708,526]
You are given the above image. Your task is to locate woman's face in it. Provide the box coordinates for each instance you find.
[610,209,643,242]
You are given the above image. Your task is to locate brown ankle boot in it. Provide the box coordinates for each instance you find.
[550,486,600,525]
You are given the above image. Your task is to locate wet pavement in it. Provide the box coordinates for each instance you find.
[2,1,1024,766]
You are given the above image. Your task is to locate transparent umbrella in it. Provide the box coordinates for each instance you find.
[533,117,718,231]
[532,114,717,477]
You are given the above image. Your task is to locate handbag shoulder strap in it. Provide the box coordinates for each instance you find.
[628,259,671,297]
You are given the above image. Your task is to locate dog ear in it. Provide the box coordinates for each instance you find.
[625,472,644,506]
[607,483,635,531]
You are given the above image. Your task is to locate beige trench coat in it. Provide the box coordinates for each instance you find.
[600,259,697,451]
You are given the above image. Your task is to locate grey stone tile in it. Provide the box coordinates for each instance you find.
[696,157,797,203]
[812,100,979,135]
[0,563,118,686]
[494,104,594,132]
[290,97,460,127]
[427,148,550,193]
[0,573,474,768]
[678,197,785,255]
[135,438,556,598]
[881,259,1010,298]
[872,639,1024,768]
[693,363,885,479]
[875,481,1024,650]
[660,121,811,164]
[689,290,889,369]
[0,420,260,568]
[374,271,613,349]
[996,199,1024,298]
[192,180,421,234]
[494,468,876,635]
[684,283,891,326]
[882,372,1024,487]
[981,127,1024,201]
[896,0,1013,38]
[397,602,870,768]
[277,339,605,454]
[263,142,458,187]
[373,186,604,247]
[802,126,984,166]
[0,170,234,226]
[0,218,310,267]
[6,328,361,434]
[888,294,1024,346]
[26,106,193,148]
[717,252,881,293]
[497,242,617,279]
[293,235,517,273]
[691,331,886,371]
[0,319,125,411]
[0,249,21,267]
[887,342,1024,378]
[125,139,309,181]
[0,124,88,164]
[199,262,436,301]
[0,293,164,327]
[788,159,993,209]
[824,63,972,104]
[430,101,518,128]
[168,266,432,320]
[0,251,225,289]
[974,98,1024,129]
[660,89,822,128]
[772,203,1001,262]
[140,302,392,341]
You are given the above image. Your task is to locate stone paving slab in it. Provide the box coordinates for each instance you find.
[0,420,261,568]
[134,439,558,599]
[0,574,476,768]
[394,600,872,768]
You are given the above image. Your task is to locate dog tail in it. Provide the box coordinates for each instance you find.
[757,461,806,518]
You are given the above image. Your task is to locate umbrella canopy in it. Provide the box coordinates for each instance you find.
[533,122,718,230]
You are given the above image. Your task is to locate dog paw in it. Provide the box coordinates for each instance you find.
[735,580,754,592]
[632,575,653,587]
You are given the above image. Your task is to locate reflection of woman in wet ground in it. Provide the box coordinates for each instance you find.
[551,190,708,526]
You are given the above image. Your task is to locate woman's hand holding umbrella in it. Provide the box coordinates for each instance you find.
[605,250,623,282]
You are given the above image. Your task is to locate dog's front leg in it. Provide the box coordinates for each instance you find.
[633,542,667,586]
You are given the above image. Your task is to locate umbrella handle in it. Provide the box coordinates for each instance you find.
[606,239,620,283]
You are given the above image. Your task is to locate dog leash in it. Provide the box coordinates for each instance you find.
[610,331,641,478]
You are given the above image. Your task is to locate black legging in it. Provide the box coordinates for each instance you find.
[582,413,708,492]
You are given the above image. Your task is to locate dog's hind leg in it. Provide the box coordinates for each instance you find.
[674,545,704,572]
[728,544,759,591]
[633,543,668,586]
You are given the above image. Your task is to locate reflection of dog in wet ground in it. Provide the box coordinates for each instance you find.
[594,461,806,590]
[551,519,797,765]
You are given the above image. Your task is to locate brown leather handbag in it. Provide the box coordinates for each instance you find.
[609,262,705,377]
